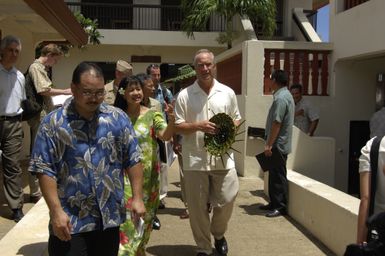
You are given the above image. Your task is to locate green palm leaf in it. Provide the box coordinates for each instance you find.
[181,0,276,48]
[204,113,244,158]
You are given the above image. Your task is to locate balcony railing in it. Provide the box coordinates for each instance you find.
[345,0,369,11]
[66,2,226,32]
[264,49,331,96]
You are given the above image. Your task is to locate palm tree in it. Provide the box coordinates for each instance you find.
[181,0,276,49]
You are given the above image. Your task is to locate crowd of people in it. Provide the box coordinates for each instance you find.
[0,34,242,256]
[1,33,347,256]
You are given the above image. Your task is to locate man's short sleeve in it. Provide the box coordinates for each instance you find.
[271,99,287,123]
[174,91,186,125]
[307,102,320,121]
[359,138,374,173]
[29,117,58,179]
[229,90,241,121]
[29,63,52,93]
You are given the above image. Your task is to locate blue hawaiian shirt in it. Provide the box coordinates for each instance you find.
[29,98,142,234]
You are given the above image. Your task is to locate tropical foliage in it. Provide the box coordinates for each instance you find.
[34,12,103,57]
[181,0,277,48]
[74,12,103,46]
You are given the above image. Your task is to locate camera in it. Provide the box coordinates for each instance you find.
[344,212,385,256]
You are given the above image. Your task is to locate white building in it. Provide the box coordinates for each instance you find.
[1,0,380,195]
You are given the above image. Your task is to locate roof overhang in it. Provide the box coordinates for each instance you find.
[24,0,87,46]
[0,0,87,46]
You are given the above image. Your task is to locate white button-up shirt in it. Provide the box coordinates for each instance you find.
[175,79,241,171]
[359,136,385,214]
[0,64,25,116]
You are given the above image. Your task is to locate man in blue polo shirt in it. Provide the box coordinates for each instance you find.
[260,69,294,218]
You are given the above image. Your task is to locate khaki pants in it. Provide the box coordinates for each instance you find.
[177,152,187,206]
[0,119,24,209]
[27,115,42,197]
[159,162,168,200]
[184,168,239,254]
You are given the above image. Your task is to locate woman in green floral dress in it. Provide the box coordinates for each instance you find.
[114,76,174,256]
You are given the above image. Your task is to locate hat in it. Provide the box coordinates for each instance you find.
[165,65,196,83]
[116,60,133,75]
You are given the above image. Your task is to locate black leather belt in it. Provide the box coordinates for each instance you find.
[0,115,22,121]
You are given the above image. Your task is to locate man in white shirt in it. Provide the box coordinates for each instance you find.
[290,84,319,136]
[0,35,25,222]
[175,49,241,256]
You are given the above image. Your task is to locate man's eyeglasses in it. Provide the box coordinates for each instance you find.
[81,89,106,98]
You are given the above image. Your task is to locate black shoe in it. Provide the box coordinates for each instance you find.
[30,195,42,204]
[207,203,212,213]
[152,215,161,230]
[259,204,273,210]
[265,209,286,218]
[214,237,228,255]
[158,199,166,209]
[12,208,24,223]
[196,253,212,256]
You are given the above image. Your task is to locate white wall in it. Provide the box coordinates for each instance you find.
[284,0,314,37]
[269,170,359,256]
[289,126,335,186]
[99,29,224,48]
[330,0,385,61]
[54,44,226,88]
[324,57,385,191]
[328,0,385,191]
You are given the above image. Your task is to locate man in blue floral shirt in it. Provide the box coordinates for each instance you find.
[29,62,145,256]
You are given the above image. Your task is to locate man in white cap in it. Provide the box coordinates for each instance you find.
[104,60,132,105]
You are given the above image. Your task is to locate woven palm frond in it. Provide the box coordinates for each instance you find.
[204,113,244,158]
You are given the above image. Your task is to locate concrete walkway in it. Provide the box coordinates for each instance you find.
[0,159,35,240]
[0,160,336,256]
[146,162,335,256]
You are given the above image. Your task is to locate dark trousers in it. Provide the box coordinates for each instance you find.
[48,227,120,256]
[0,119,24,210]
[268,154,288,211]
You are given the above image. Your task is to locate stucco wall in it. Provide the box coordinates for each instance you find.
[53,44,226,88]
[284,0,314,37]
[330,0,385,61]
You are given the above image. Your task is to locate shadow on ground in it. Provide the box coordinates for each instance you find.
[147,244,197,256]
[17,242,48,256]
[284,216,336,256]
[238,203,271,216]
[166,190,182,200]
[250,189,266,198]
[238,189,271,216]
[157,206,186,217]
